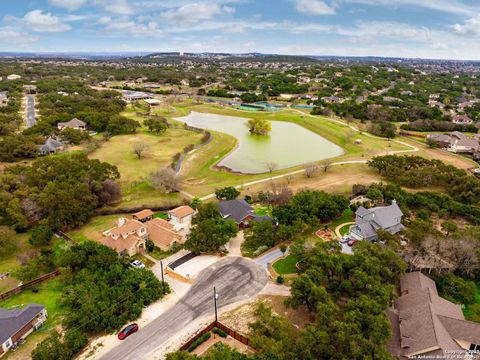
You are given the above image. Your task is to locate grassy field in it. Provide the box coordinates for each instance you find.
[273,254,299,275]
[68,214,122,243]
[464,283,480,321]
[90,129,203,185]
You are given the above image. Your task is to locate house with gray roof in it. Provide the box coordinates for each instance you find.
[427,132,479,154]
[57,118,87,131]
[0,304,47,357]
[387,272,480,359]
[38,136,64,155]
[349,200,404,241]
[218,199,271,228]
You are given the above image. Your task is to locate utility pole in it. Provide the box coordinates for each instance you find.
[214,287,218,323]
[160,260,165,290]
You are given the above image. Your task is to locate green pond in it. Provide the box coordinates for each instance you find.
[176,112,344,174]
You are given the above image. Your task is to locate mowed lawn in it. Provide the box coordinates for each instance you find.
[273,254,299,275]
[90,129,203,185]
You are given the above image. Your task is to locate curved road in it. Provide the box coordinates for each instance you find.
[100,257,267,360]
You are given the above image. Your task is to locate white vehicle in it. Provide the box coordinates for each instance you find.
[130,260,145,269]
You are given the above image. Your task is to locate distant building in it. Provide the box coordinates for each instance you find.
[321,95,344,104]
[387,272,480,359]
[427,132,479,154]
[180,79,190,86]
[0,304,47,357]
[6,74,21,81]
[349,200,404,241]
[122,91,152,102]
[38,137,64,155]
[0,92,7,106]
[452,115,474,125]
[57,118,87,131]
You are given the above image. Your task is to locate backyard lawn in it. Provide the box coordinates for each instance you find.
[273,254,299,275]
[0,279,65,328]
[464,283,480,321]
[327,208,354,230]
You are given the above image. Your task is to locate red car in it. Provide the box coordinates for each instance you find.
[118,323,139,340]
[347,239,358,247]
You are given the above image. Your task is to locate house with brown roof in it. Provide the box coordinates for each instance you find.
[427,132,479,154]
[168,205,196,230]
[102,212,182,256]
[132,209,154,222]
[387,272,480,359]
[0,304,47,357]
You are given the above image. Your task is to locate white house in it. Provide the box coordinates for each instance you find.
[6,74,21,81]
[168,205,196,231]
[57,118,87,131]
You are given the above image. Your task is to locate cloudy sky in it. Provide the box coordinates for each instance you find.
[1,0,480,59]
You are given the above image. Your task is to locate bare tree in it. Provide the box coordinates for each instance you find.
[285,175,294,185]
[305,163,319,178]
[132,142,150,159]
[270,183,293,206]
[266,161,278,175]
[321,159,333,173]
[149,168,181,193]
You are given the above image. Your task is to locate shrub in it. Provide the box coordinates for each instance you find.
[276,275,285,284]
[188,332,211,352]
[213,327,227,338]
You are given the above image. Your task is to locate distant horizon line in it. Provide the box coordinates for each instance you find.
[0,51,479,62]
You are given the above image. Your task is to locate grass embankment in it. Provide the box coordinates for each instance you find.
[171,104,410,197]
[464,283,480,321]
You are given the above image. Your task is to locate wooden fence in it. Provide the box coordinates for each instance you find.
[0,270,60,301]
[179,321,251,351]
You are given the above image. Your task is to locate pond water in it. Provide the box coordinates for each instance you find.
[176,112,344,174]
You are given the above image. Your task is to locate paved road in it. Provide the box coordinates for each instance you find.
[99,257,267,360]
[25,95,36,128]
[255,247,289,268]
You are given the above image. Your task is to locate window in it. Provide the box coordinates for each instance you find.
[4,339,12,349]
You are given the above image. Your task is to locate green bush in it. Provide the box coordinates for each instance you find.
[188,332,211,352]
[213,327,227,338]
[276,275,285,284]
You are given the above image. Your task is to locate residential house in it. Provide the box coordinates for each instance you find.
[38,137,64,155]
[452,115,474,125]
[6,74,21,81]
[180,79,190,86]
[321,95,344,104]
[102,212,182,255]
[349,200,404,241]
[387,272,480,359]
[0,304,47,357]
[57,118,87,131]
[168,205,196,231]
[132,209,154,222]
[427,132,479,154]
[122,91,152,102]
[219,200,271,228]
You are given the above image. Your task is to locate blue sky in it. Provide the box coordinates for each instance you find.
[1,0,480,59]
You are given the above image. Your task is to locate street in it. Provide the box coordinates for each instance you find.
[25,95,36,128]
[99,257,268,360]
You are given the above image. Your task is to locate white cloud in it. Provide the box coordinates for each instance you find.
[343,0,479,16]
[0,27,39,48]
[295,0,336,15]
[49,0,88,10]
[159,3,235,24]
[93,0,134,15]
[23,10,72,32]
[453,16,480,36]
[101,17,164,37]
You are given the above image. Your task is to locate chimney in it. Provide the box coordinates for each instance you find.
[392,199,397,205]
[118,217,126,227]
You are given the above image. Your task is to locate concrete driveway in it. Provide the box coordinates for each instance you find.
[226,231,244,256]
[99,257,268,360]
[173,255,219,279]
[255,247,289,268]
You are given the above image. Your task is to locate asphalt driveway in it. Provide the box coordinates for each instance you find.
[99,257,268,360]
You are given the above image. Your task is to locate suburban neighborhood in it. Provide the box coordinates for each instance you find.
[0,1,480,359]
